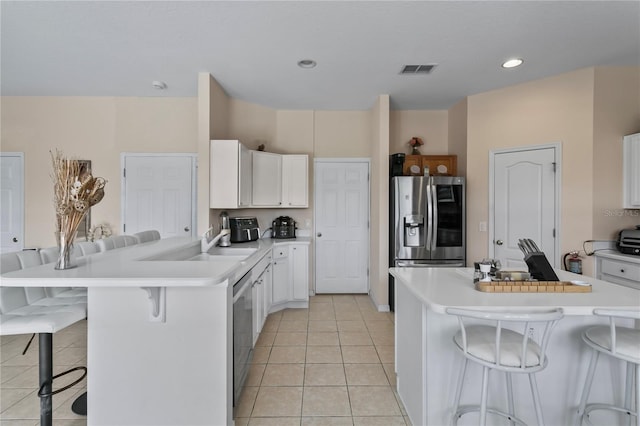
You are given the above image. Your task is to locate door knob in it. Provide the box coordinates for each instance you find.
[184,227,190,232]
[496,240,504,246]
[12,237,18,243]
[317,233,322,237]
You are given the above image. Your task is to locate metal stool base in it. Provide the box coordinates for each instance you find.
[454,405,529,426]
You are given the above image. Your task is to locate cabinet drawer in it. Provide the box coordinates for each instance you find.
[601,259,640,282]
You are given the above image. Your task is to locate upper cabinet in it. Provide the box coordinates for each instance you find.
[210,140,252,208]
[210,140,308,209]
[252,151,282,207]
[282,155,309,208]
[624,133,640,209]
[403,155,457,176]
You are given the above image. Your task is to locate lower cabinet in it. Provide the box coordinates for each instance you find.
[252,252,272,345]
[595,252,640,291]
[270,242,310,311]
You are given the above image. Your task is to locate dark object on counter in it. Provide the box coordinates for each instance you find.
[389,153,405,177]
[525,253,559,281]
[229,217,260,243]
[272,216,296,239]
[617,225,640,256]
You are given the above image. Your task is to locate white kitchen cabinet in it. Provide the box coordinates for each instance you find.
[623,133,640,208]
[252,252,272,345]
[271,246,289,305]
[252,151,282,207]
[291,244,309,301]
[282,155,309,207]
[270,242,310,310]
[595,251,640,290]
[210,140,252,208]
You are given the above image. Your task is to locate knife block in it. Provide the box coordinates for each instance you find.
[524,252,559,281]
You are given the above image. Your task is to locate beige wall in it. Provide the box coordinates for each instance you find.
[313,111,371,158]
[1,96,197,248]
[448,98,468,177]
[389,110,448,156]
[592,66,640,244]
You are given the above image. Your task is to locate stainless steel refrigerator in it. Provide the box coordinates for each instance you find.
[389,176,466,308]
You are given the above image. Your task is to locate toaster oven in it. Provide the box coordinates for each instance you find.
[617,226,640,256]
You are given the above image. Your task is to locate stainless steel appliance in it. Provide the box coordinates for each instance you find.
[272,216,296,239]
[389,176,466,309]
[617,225,640,255]
[229,217,260,243]
[232,271,253,407]
[219,211,231,247]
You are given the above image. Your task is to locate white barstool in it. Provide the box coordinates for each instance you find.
[576,309,640,426]
[446,307,563,426]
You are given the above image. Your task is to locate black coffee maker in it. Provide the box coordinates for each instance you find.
[272,216,296,239]
[390,153,405,177]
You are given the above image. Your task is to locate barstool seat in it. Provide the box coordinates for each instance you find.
[576,309,640,426]
[447,307,563,426]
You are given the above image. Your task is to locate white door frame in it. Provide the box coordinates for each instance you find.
[488,143,562,266]
[313,157,371,294]
[0,152,24,252]
[120,153,198,236]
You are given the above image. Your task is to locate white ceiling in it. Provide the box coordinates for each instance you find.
[2,1,639,110]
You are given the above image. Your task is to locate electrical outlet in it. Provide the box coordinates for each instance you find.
[479,221,487,232]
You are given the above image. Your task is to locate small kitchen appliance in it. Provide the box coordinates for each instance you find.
[617,225,640,255]
[219,211,231,247]
[272,216,296,239]
[229,217,260,243]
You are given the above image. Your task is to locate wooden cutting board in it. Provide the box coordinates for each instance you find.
[475,281,591,293]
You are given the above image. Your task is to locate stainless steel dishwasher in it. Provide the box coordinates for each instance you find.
[233,271,253,407]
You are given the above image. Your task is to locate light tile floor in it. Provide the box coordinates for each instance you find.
[0,295,410,426]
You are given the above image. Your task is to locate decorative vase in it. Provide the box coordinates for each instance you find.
[54,231,77,270]
[411,146,421,155]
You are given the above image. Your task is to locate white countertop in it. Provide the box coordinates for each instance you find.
[594,249,640,264]
[389,267,640,316]
[0,237,310,288]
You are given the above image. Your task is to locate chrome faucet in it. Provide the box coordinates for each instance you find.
[201,227,231,253]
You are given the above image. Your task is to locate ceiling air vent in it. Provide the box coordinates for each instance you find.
[400,64,437,75]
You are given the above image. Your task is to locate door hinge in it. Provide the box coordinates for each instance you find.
[551,162,556,173]
[552,228,556,238]
[123,224,126,232]
[367,268,369,277]
[123,168,126,178]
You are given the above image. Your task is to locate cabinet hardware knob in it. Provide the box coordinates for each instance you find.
[496,239,504,246]
[317,233,322,237]
[184,226,190,232]
[621,269,625,273]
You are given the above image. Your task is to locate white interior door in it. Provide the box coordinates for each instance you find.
[315,160,369,293]
[0,153,24,253]
[491,146,558,268]
[122,154,196,238]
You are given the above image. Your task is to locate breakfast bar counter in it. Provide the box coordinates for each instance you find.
[389,267,640,426]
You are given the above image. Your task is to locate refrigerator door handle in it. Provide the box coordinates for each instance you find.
[431,180,438,251]
[426,178,433,252]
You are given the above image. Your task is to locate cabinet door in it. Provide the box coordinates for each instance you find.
[272,256,289,304]
[239,144,252,207]
[422,155,457,176]
[252,151,282,206]
[291,244,309,301]
[262,265,272,319]
[624,134,640,208]
[252,278,261,345]
[403,155,422,176]
[210,140,241,208]
[282,155,308,207]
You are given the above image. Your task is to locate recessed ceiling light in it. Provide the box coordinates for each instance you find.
[502,58,523,69]
[297,59,317,69]
[152,80,167,90]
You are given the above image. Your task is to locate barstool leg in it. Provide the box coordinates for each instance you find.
[451,358,468,425]
[480,366,490,426]
[506,372,516,426]
[625,361,633,426]
[576,349,600,426]
[528,372,545,426]
[39,333,53,426]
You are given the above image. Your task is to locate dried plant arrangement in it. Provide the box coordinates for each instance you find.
[50,150,106,269]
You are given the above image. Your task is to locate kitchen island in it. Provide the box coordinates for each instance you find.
[389,267,640,426]
[0,237,278,426]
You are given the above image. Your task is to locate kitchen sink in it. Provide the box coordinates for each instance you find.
[142,244,257,262]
